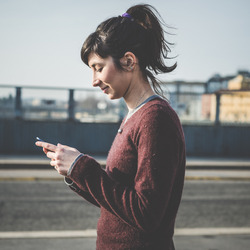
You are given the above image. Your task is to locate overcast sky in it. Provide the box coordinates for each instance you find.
[0,0,249,89]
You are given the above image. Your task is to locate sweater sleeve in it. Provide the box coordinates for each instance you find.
[64,176,100,207]
[69,106,185,232]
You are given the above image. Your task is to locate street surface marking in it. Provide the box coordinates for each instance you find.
[0,229,97,239]
[1,228,250,239]
[175,227,250,236]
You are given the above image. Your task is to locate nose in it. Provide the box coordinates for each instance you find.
[92,79,102,87]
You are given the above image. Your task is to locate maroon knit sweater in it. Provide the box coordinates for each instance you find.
[67,97,186,250]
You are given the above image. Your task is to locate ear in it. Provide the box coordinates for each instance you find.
[120,52,137,71]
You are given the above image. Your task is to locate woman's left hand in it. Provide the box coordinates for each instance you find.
[35,141,81,176]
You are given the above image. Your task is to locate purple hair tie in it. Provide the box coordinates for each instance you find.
[122,13,133,19]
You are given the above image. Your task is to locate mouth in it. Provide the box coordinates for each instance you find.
[101,86,109,93]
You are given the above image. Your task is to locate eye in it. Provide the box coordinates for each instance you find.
[96,67,103,73]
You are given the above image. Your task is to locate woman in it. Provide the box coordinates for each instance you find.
[36,4,186,250]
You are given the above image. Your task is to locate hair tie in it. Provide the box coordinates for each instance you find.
[122,13,133,20]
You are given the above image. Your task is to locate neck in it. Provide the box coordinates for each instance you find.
[122,65,155,110]
[124,82,155,111]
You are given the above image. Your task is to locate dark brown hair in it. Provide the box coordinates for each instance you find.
[81,4,176,96]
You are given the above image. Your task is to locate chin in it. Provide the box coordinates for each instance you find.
[109,96,119,100]
[108,93,121,100]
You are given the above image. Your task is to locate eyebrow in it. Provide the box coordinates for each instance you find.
[90,62,104,69]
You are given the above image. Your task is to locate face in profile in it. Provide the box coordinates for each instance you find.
[88,53,133,100]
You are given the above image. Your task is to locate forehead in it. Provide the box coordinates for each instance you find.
[88,53,109,67]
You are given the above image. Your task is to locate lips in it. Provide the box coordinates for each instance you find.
[101,86,109,93]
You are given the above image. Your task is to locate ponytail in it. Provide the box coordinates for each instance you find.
[81,4,177,97]
[126,4,176,96]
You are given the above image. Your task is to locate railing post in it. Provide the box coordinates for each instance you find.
[176,82,180,103]
[215,92,221,125]
[15,87,22,119]
[68,89,75,121]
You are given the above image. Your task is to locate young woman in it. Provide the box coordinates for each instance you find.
[36,4,186,249]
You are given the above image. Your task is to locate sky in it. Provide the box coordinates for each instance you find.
[0,0,250,89]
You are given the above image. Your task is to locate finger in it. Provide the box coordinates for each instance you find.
[43,148,48,154]
[47,151,56,160]
[50,160,57,167]
[36,141,57,152]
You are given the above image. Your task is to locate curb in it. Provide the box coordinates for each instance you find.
[1,175,250,182]
[1,162,250,170]
[185,176,250,181]
[0,177,63,181]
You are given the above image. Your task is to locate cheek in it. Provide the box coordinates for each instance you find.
[102,71,112,82]
[103,67,120,83]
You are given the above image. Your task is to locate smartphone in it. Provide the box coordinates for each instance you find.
[36,137,44,142]
[36,137,52,152]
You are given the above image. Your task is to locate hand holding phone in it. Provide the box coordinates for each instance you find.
[35,136,81,176]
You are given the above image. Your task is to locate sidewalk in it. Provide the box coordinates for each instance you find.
[1,155,250,169]
[0,155,107,169]
[0,155,250,181]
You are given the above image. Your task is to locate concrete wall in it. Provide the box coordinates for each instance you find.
[0,119,249,157]
[0,119,119,155]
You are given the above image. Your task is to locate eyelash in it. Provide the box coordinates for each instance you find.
[96,68,103,73]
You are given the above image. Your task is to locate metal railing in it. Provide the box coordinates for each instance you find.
[0,85,125,122]
[1,84,250,124]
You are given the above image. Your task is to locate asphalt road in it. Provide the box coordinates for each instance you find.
[1,179,250,250]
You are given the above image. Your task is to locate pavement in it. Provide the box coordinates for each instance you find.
[0,154,250,181]
[1,155,250,250]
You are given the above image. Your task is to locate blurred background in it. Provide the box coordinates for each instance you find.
[0,0,250,156]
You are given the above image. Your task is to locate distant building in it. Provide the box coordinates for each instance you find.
[202,71,250,123]
[228,72,250,90]
[206,74,234,93]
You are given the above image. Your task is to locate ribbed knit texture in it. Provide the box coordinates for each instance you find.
[68,97,186,250]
